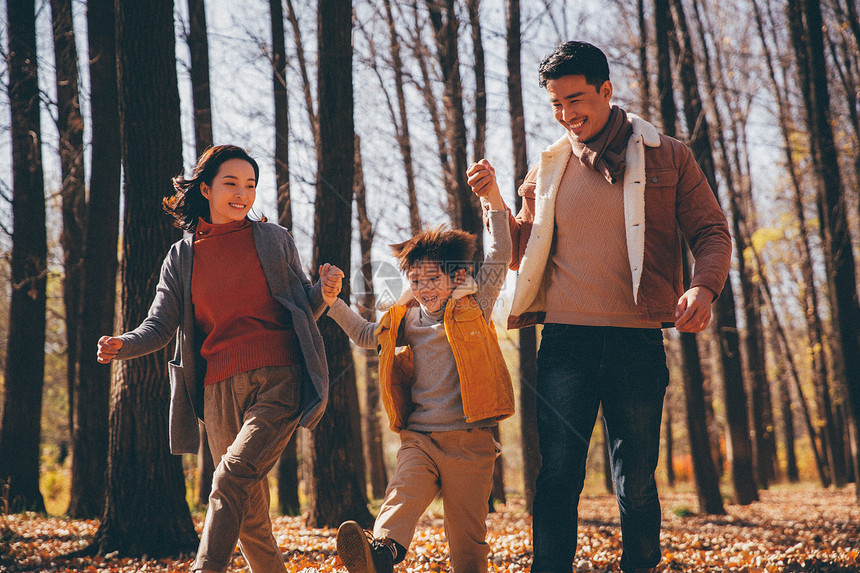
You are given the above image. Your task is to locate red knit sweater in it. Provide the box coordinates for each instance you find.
[192,218,300,385]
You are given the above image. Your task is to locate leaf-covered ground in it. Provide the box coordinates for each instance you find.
[1,486,858,572]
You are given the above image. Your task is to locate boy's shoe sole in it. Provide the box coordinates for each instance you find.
[337,520,375,573]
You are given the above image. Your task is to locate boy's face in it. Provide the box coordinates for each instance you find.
[407,259,463,312]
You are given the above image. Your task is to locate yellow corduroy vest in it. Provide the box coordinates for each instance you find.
[375,295,515,432]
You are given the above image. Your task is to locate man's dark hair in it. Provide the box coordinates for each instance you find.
[538,41,610,88]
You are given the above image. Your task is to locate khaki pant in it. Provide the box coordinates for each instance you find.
[192,365,302,573]
[374,428,499,573]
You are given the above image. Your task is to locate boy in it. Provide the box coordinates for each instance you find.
[320,163,513,573]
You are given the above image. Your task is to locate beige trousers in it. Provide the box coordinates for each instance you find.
[374,428,499,573]
[192,365,301,573]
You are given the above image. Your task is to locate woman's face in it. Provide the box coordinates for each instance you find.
[201,158,257,224]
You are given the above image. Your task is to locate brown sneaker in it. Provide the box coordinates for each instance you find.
[336,521,395,573]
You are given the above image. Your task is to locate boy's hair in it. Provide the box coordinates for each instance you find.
[538,41,610,88]
[391,225,477,277]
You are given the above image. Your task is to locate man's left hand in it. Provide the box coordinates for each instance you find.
[674,286,716,333]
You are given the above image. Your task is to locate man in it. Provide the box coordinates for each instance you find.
[467,41,731,573]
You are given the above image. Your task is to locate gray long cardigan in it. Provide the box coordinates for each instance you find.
[116,221,329,454]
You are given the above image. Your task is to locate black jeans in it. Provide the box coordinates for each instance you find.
[531,324,668,573]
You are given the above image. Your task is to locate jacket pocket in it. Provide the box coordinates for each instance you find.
[644,167,679,188]
[387,347,415,432]
[168,360,200,454]
[449,307,515,423]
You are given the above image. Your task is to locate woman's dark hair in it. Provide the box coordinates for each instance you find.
[164,144,261,232]
[538,41,610,88]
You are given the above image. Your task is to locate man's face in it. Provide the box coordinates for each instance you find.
[546,74,613,143]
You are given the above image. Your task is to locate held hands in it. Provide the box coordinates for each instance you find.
[319,263,345,307]
[674,286,716,333]
[96,336,123,363]
[466,159,506,211]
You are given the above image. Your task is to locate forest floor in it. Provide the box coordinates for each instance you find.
[1,485,858,572]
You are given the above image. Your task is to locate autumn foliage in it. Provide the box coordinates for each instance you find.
[1,486,858,572]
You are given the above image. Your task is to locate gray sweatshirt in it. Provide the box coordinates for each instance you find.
[327,211,511,431]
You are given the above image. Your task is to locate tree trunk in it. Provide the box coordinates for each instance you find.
[361,352,386,501]
[668,0,757,505]
[425,0,483,259]
[518,327,538,510]
[816,1,860,488]
[655,0,724,512]
[688,0,775,488]
[278,435,301,516]
[600,413,613,494]
[308,0,373,528]
[0,0,48,514]
[506,0,538,512]
[464,0,501,508]
[185,0,216,508]
[407,1,453,210]
[755,0,837,486]
[91,0,198,556]
[467,0,486,162]
[790,0,860,503]
[704,376,724,480]
[490,424,507,508]
[681,245,725,514]
[773,344,799,483]
[196,423,214,508]
[187,0,213,157]
[382,0,421,233]
[354,134,388,500]
[270,0,301,516]
[285,0,318,149]
[827,0,860,230]
[843,404,857,484]
[271,0,292,230]
[654,0,677,136]
[50,0,86,491]
[749,237,829,485]
[679,325,726,514]
[68,0,121,519]
[636,0,652,121]
[664,395,676,487]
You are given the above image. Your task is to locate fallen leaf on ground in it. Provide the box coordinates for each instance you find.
[1,486,858,572]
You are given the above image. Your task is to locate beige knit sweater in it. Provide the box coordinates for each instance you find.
[544,150,661,329]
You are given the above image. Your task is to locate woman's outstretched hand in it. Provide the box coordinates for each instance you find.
[97,336,123,363]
